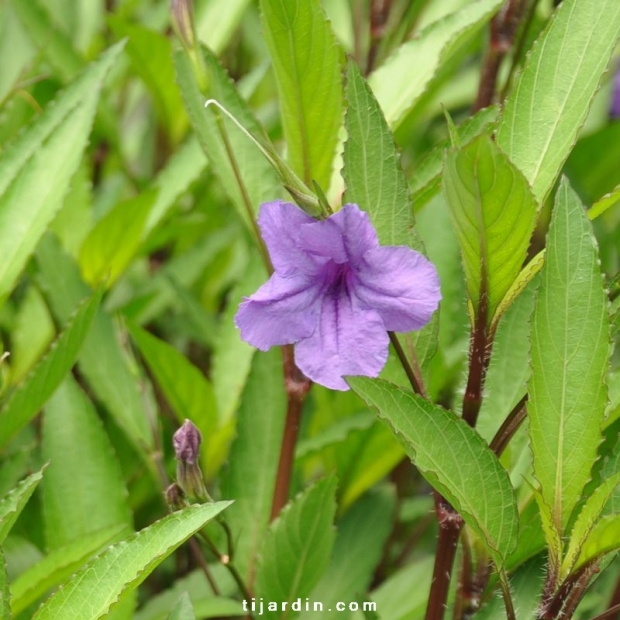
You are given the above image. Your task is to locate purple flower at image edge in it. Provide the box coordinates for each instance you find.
[235,201,441,391]
[611,62,620,120]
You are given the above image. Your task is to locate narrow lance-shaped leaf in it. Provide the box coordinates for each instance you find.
[528,179,611,545]
[167,593,196,620]
[442,134,538,327]
[496,0,620,203]
[348,377,518,567]
[220,349,286,583]
[33,503,232,620]
[369,0,502,128]
[0,42,123,303]
[575,514,620,571]
[255,477,337,620]
[0,290,101,449]
[42,376,132,550]
[260,0,343,189]
[0,468,45,544]
[11,525,126,616]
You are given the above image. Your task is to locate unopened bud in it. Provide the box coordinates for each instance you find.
[173,419,202,464]
[170,0,196,50]
[165,482,187,511]
[172,420,211,502]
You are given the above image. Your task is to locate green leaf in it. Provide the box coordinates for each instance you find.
[260,0,343,188]
[220,349,286,583]
[589,184,620,221]
[167,594,195,620]
[42,376,132,550]
[128,324,218,472]
[369,0,502,128]
[0,42,123,303]
[108,17,188,144]
[11,525,126,615]
[574,513,620,571]
[36,235,153,452]
[496,0,620,203]
[33,502,232,620]
[10,0,84,81]
[442,134,538,326]
[196,0,252,54]
[255,477,337,620]
[134,570,243,620]
[409,106,499,210]
[528,179,611,540]
[343,60,422,251]
[0,546,9,619]
[561,472,620,578]
[348,377,518,566]
[79,191,155,288]
[0,289,101,449]
[301,488,395,620]
[0,468,44,544]
[211,260,266,427]
[174,47,284,229]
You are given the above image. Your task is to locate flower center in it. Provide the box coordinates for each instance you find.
[323,261,352,299]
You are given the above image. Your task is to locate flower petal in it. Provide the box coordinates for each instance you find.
[257,201,320,275]
[294,291,389,390]
[354,246,441,332]
[235,273,320,350]
[332,204,379,262]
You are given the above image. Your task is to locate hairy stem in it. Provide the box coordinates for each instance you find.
[473,0,529,111]
[591,603,620,620]
[270,344,311,521]
[426,494,464,620]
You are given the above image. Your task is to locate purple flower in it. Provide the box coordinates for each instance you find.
[611,62,620,120]
[235,201,441,390]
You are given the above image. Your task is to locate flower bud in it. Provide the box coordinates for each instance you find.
[172,420,211,502]
[170,0,195,50]
[165,482,186,511]
[611,62,620,121]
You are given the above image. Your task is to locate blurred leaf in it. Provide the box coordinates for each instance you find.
[496,0,620,203]
[42,376,132,550]
[11,524,126,615]
[9,285,55,384]
[0,290,101,449]
[301,487,395,620]
[108,17,188,144]
[343,60,422,251]
[369,0,502,128]
[255,477,337,620]
[410,106,499,210]
[167,593,195,620]
[134,569,242,620]
[196,0,252,55]
[128,324,218,468]
[0,468,44,545]
[349,377,518,567]
[260,0,343,188]
[36,235,153,452]
[0,3,36,103]
[0,546,8,619]
[220,349,286,582]
[174,47,284,230]
[589,183,620,221]
[371,555,434,620]
[0,42,123,303]
[10,0,84,81]
[562,472,620,578]
[575,513,620,571]
[211,260,266,427]
[33,502,232,620]
[442,134,538,327]
[528,180,611,546]
[79,191,156,288]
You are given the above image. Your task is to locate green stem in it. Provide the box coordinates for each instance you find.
[388,331,426,397]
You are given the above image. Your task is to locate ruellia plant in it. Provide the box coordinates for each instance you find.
[0,0,619,618]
